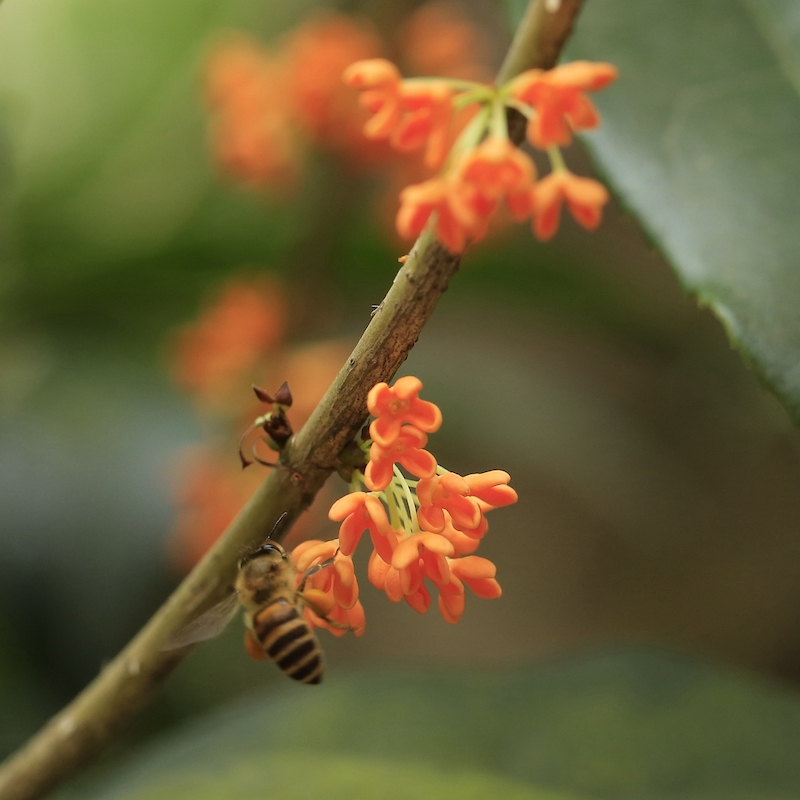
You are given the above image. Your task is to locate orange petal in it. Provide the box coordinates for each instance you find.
[448,495,481,532]
[529,106,572,149]
[329,492,367,521]
[364,458,393,491]
[333,556,355,588]
[548,61,618,91]
[439,472,471,496]
[532,173,566,242]
[451,555,497,580]
[370,528,396,564]
[464,470,510,491]
[407,399,442,433]
[342,58,402,88]
[391,107,434,152]
[418,505,445,533]
[396,194,435,241]
[563,174,609,230]
[393,375,424,399]
[384,566,404,602]
[346,601,366,636]
[568,200,603,230]
[437,588,465,624]
[438,516,482,555]
[435,208,469,254]
[422,549,450,586]
[506,69,545,104]
[464,471,518,507]
[399,560,423,595]
[465,577,502,599]
[368,549,390,588]
[366,381,391,413]
[333,579,358,610]
[506,187,533,222]
[398,447,437,480]
[338,520,364,556]
[392,536,423,570]
[290,538,326,561]
[405,583,431,614]
[566,93,600,130]
[392,532,454,570]
[369,415,403,448]
[294,539,338,573]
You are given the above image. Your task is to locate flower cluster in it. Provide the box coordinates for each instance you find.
[205,14,383,189]
[323,376,517,624]
[204,3,494,206]
[344,58,618,251]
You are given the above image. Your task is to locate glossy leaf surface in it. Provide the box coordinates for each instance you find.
[507,0,800,422]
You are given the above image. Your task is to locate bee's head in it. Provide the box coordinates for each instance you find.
[238,542,288,591]
[238,541,287,571]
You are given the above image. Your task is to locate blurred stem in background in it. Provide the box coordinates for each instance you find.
[0,2,585,799]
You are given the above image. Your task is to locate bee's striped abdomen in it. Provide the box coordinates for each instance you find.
[252,598,323,684]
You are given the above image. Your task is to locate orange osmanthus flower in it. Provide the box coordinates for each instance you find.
[508,61,619,149]
[367,375,443,446]
[436,511,483,555]
[205,38,298,187]
[345,60,456,168]
[320,376,515,629]
[171,278,286,406]
[531,170,610,241]
[438,556,502,623]
[343,58,403,138]
[368,550,433,614]
[400,1,493,83]
[396,175,482,254]
[417,472,481,533]
[391,81,454,168]
[291,539,366,637]
[464,470,519,509]
[364,425,438,491]
[458,137,536,199]
[284,13,381,148]
[392,532,454,592]
[293,539,358,609]
[457,136,537,222]
[328,491,395,562]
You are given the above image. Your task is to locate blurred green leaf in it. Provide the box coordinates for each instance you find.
[0,0,317,331]
[561,0,800,423]
[93,752,572,800]
[73,650,800,800]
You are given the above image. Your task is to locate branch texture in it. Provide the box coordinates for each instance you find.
[0,2,584,798]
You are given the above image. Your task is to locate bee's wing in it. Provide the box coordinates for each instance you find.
[162,592,240,650]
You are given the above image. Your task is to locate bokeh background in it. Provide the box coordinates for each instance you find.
[1,0,800,798]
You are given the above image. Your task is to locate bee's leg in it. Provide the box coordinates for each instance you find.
[296,554,337,594]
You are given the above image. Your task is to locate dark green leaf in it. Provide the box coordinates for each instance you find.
[559,0,800,422]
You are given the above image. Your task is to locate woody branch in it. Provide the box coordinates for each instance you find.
[0,2,584,799]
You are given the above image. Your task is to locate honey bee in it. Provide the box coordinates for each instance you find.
[165,516,334,685]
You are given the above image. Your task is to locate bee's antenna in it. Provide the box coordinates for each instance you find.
[267,511,289,541]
